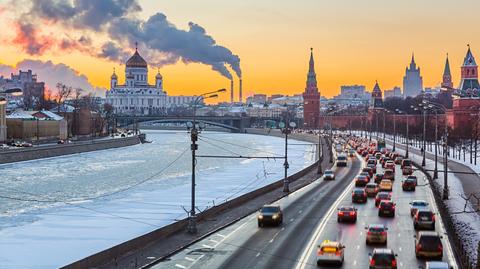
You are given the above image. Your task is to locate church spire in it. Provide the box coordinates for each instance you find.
[308,48,315,74]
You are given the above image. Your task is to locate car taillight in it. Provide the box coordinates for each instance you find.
[438,244,443,251]
[317,250,323,255]
[335,250,341,256]
[381,231,386,236]
[392,259,397,267]
[416,244,422,251]
[369,259,375,266]
[432,215,436,221]
[367,231,372,235]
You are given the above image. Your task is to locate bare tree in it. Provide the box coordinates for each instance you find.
[55,83,73,113]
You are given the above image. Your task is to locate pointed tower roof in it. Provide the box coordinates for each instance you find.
[409,52,417,70]
[463,44,477,66]
[111,67,117,79]
[308,47,315,74]
[443,54,451,76]
[411,53,415,64]
[373,80,381,92]
[156,68,163,79]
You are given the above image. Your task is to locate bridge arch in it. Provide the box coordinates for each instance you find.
[137,119,241,132]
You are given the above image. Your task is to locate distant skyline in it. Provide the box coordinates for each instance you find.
[0,0,479,102]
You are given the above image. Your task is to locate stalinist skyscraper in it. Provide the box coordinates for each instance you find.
[302,48,320,128]
[403,54,423,98]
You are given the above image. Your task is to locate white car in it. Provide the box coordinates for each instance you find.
[316,240,345,265]
[409,200,429,217]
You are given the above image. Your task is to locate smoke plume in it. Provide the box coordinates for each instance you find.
[13,0,242,79]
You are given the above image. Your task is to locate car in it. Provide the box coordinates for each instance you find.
[423,261,452,269]
[394,156,403,165]
[337,206,357,223]
[257,205,283,227]
[378,200,396,217]
[360,172,371,181]
[20,141,33,147]
[415,231,443,260]
[349,149,356,157]
[379,179,393,192]
[324,170,335,180]
[367,158,377,166]
[402,178,416,191]
[367,163,377,174]
[381,157,391,168]
[406,175,418,186]
[365,183,379,197]
[375,192,392,207]
[385,161,395,171]
[409,200,430,217]
[316,240,345,265]
[365,224,388,245]
[355,175,369,187]
[352,188,367,203]
[384,169,395,180]
[402,165,413,175]
[374,173,384,184]
[401,159,412,168]
[336,154,348,167]
[414,209,436,230]
[363,167,374,178]
[375,152,382,159]
[369,248,398,269]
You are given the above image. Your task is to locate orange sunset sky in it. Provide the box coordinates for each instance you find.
[1,0,480,103]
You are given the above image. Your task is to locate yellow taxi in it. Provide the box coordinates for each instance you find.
[379,179,393,192]
[316,240,345,265]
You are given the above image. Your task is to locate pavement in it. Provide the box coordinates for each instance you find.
[151,149,457,269]
[99,136,332,269]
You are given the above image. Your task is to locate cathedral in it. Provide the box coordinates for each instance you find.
[106,46,197,115]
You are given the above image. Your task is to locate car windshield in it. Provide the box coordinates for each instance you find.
[380,202,393,208]
[354,189,364,194]
[403,160,411,166]
[420,236,441,248]
[261,206,279,213]
[340,207,355,212]
[413,201,428,207]
[321,246,338,253]
[337,156,347,161]
[408,176,417,180]
[325,171,333,175]
[385,170,393,175]
[378,193,390,198]
[366,184,376,188]
[369,226,385,232]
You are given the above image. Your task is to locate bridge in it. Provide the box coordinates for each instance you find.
[114,115,283,132]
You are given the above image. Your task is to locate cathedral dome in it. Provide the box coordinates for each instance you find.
[126,49,147,68]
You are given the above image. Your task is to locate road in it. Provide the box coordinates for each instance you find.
[151,150,457,269]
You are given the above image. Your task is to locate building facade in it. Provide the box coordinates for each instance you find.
[384,86,402,99]
[0,70,45,110]
[302,48,320,128]
[333,85,370,106]
[106,47,196,115]
[371,81,383,108]
[403,54,423,98]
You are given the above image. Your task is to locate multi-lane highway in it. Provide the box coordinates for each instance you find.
[152,138,458,269]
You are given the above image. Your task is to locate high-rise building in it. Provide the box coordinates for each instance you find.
[458,45,480,93]
[403,53,423,98]
[302,48,320,128]
[441,54,453,89]
[371,81,383,107]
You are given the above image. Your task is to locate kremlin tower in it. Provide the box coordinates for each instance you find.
[371,81,383,108]
[458,45,480,93]
[302,48,320,128]
[441,54,453,89]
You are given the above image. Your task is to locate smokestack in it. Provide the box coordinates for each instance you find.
[239,78,243,103]
[230,79,234,103]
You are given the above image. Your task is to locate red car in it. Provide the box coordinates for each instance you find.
[378,200,396,217]
[362,167,374,178]
[352,188,367,203]
[355,175,369,187]
[375,192,392,207]
[337,206,357,223]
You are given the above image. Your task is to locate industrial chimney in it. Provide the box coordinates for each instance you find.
[239,78,243,103]
[230,79,234,103]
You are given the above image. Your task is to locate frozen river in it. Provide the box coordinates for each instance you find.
[0,130,315,268]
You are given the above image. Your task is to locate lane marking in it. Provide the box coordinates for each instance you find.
[184,257,195,262]
[202,244,214,249]
[175,264,187,269]
[256,252,261,257]
[216,233,226,238]
[209,239,219,244]
[295,174,357,269]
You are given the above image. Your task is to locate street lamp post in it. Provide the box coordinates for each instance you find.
[406,114,409,158]
[433,110,439,179]
[393,111,397,152]
[187,88,225,234]
[422,107,427,166]
[382,110,386,141]
[317,128,323,175]
[279,119,296,193]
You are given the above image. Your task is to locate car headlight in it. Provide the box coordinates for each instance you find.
[272,214,279,219]
[258,215,263,219]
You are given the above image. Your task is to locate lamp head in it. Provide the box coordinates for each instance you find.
[217,88,227,93]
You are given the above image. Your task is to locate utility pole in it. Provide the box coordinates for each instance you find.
[406,115,409,158]
[422,108,426,166]
[443,127,449,200]
[317,128,323,175]
[393,112,396,152]
[382,110,386,141]
[433,111,438,179]
[280,116,296,193]
[187,89,225,234]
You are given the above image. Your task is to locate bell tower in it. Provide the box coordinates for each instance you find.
[302,48,320,128]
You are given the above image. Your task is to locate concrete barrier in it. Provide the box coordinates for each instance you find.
[0,136,141,164]
[63,132,320,269]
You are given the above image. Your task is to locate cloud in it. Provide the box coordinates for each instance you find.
[14,0,242,79]
[0,60,105,96]
[13,22,55,55]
